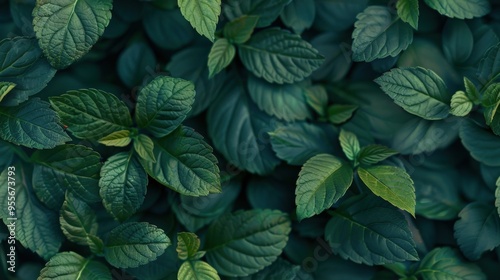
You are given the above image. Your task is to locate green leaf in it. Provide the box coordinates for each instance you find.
[0,82,15,103]
[133,134,156,163]
[178,0,221,41]
[305,85,328,117]
[32,0,113,69]
[140,126,221,196]
[247,75,311,121]
[223,0,291,28]
[208,38,236,78]
[482,83,500,136]
[238,28,324,84]
[357,145,399,166]
[136,76,195,138]
[280,0,316,34]
[423,0,490,19]
[496,178,500,218]
[327,104,358,125]
[339,129,360,161]
[454,202,500,260]
[99,152,148,222]
[176,232,201,261]
[358,165,416,216]
[205,209,291,277]
[325,194,418,265]
[477,43,500,90]
[223,15,259,44]
[39,252,111,280]
[49,89,132,140]
[235,258,303,280]
[178,260,220,280]
[397,0,419,30]
[460,119,500,166]
[415,247,486,279]
[104,222,171,268]
[442,20,474,64]
[450,91,473,117]
[143,7,195,50]
[0,98,70,149]
[98,130,132,147]
[352,6,413,62]
[375,67,450,120]
[296,154,353,221]
[117,42,157,88]
[464,77,480,103]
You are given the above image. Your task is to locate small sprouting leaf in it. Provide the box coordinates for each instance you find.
[60,193,100,249]
[133,134,156,163]
[178,260,220,280]
[208,38,236,78]
[357,145,399,166]
[339,129,360,161]
[176,232,201,260]
[296,154,353,221]
[0,82,16,103]
[223,15,259,44]
[352,6,413,62]
[39,252,111,280]
[423,0,490,19]
[327,104,358,124]
[450,91,473,117]
[415,247,486,279]
[397,0,419,30]
[375,67,450,120]
[98,130,132,147]
[32,0,113,69]
[178,0,221,41]
[104,222,171,268]
[358,165,416,216]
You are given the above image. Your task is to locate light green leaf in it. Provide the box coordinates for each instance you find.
[464,77,480,103]
[450,91,473,117]
[305,85,328,116]
[39,252,111,280]
[177,232,201,261]
[352,6,413,62]
[205,209,291,277]
[49,89,132,141]
[238,28,324,84]
[224,0,290,28]
[99,152,148,222]
[415,247,486,279]
[140,126,221,196]
[178,260,220,280]
[280,0,315,34]
[375,67,450,120]
[327,104,358,125]
[208,38,236,78]
[33,0,113,69]
[136,76,195,138]
[423,0,490,19]
[104,222,171,268]
[397,0,419,30]
[296,154,353,221]
[357,144,398,166]
[98,130,131,147]
[0,82,16,103]
[460,118,500,166]
[60,193,101,249]
[325,194,418,265]
[178,0,221,41]
[133,134,156,163]
[358,165,416,216]
[0,98,70,149]
[223,15,259,44]
[454,202,500,260]
[339,129,360,161]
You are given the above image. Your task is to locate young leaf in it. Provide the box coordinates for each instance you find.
[375,67,450,120]
[0,82,15,103]
[136,76,195,138]
[140,126,221,196]
[49,89,132,141]
[223,0,290,28]
[397,0,419,30]
[205,209,291,277]
[99,152,148,222]
[464,77,480,103]
[133,134,156,163]
[358,165,416,216]
[0,98,70,149]
[454,202,500,260]
[176,232,201,260]
[223,15,259,44]
[357,144,399,166]
[296,154,353,221]
[352,6,413,62]
[208,38,236,78]
[423,0,490,19]
[39,252,111,280]
[325,194,418,265]
[450,91,473,117]
[415,247,486,279]
[178,260,220,280]
[104,222,171,268]
[339,129,360,161]
[98,130,132,147]
[32,0,113,69]
[178,0,221,41]
[238,28,324,84]
[327,104,358,125]
[460,119,500,166]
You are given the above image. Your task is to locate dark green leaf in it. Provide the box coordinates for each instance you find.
[305,85,328,116]
[280,0,315,34]
[224,0,291,28]
[477,43,500,89]
[208,38,236,78]
[310,33,352,82]
[442,19,474,64]
[423,0,490,19]
[39,252,111,280]
[397,0,419,30]
[178,0,221,41]
[460,119,500,166]
[223,15,259,44]
[482,83,500,135]
[357,144,398,166]
[314,0,368,32]
[117,42,157,88]
[415,247,486,279]
[143,7,195,50]
[236,258,302,280]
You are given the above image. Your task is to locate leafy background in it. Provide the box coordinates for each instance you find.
[1,0,500,279]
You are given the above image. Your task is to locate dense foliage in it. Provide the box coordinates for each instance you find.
[1,0,500,279]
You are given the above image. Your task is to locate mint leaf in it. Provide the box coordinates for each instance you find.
[98,130,132,147]
[397,0,419,30]
[375,67,450,120]
[482,83,500,136]
[143,7,195,50]
[415,247,486,279]
[136,76,195,138]
[99,152,148,222]
[205,209,291,277]
[208,38,236,78]
[117,42,157,88]
[325,194,418,265]
[33,0,113,69]
[357,145,399,166]
[296,154,353,221]
[176,232,202,260]
[327,104,358,125]
[39,252,111,280]
[49,89,132,141]
[223,15,259,44]
[104,222,171,268]
[450,91,473,117]
[280,0,315,34]
[358,165,416,216]
[0,82,15,103]
[477,43,500,90]
[178,0,221,41]
[423,0,490,19]
[339,129,360,161]
[460,119,500,166]
[223,0,291,28]
[133,134,156,163]
[178,260,220,280]
[305,85,328,117]
[442,20,474,64]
